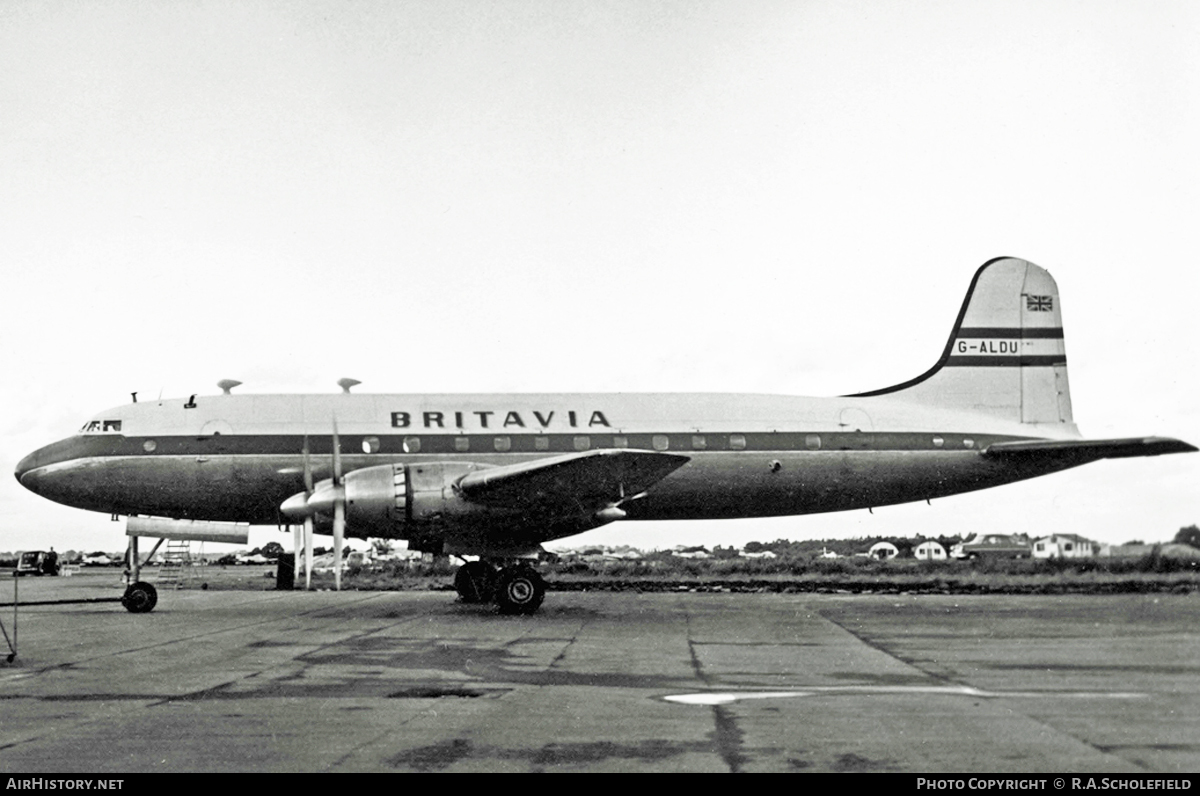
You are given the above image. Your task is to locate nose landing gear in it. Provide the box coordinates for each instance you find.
[121,581,158,613]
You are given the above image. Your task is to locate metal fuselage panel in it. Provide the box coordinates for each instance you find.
[16,392,1083,544]
[18,442,1073,543]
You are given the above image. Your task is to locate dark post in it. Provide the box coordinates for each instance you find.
[276,553,295,590]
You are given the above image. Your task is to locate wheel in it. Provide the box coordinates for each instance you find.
[121,581,158,613]
[494,567,545,615]
[454,561,496,604]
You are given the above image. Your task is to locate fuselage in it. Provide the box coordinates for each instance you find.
[15,390,1082,542]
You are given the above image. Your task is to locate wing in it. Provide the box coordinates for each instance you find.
[457,448,690,516]
[983,436,1197,464]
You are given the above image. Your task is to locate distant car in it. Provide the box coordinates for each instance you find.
[16,551,60,576]
[82,553,114,566]
[951,534,1032,560]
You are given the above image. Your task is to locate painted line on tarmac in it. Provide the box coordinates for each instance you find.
[0,671,36,684]
[663,684,1148,705]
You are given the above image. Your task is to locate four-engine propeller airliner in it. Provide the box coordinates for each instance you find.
[15,257,1195,613]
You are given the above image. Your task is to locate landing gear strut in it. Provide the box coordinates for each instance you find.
[452,560,546,615]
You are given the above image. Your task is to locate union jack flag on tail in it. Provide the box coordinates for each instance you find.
[1025,294,1053,312]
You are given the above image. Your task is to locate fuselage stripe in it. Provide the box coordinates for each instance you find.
[957,327,1064,339]
[943,355,1067,367]
[33,431,1043,468]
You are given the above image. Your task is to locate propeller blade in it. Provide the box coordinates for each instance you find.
[280,437,320,520]
[286,436,314,590]
[329,417,346,591]
[292,522,302,585]
[302,435,313,492]
[333,499,344,591]
[331,418,342,484]
[304,517,313,590]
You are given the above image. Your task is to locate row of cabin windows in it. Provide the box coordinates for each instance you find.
[136,434,973,454]
[374,433,811,454]
[377,435,974,453]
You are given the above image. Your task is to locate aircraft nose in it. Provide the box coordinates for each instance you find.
[14,437,81,494]
[16,436,121,513]
[15,449,40,487]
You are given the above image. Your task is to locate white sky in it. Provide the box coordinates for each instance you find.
[1,0,1197,555]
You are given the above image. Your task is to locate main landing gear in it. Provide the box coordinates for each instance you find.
[453,560,546,615]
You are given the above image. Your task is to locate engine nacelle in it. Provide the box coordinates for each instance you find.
[340,461,501,538]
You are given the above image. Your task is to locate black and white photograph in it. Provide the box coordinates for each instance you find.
[1,0,1198,775]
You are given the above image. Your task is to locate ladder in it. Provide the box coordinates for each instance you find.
[156,540,192,589]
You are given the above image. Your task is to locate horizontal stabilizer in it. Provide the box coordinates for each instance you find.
[983,436,1197,464]
[457,449,690,513]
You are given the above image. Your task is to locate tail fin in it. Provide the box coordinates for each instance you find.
[854,257,1074,427]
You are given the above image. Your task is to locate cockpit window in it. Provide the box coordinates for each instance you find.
[79,419,122,434]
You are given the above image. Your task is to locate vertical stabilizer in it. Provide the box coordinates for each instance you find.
[854,257,1074,428]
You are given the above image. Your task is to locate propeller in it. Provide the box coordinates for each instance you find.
[302,436,314,590]
[280,437,317,589]
[280,425,344,591]
[304,419,345,590]
[331,419,344,591]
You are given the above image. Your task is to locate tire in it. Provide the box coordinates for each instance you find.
[122,582,158,613]
[454,561,496,604]
[495,567,545,615]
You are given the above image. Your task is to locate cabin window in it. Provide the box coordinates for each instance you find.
[652,435,669,451]
[805,434,821,450]
[142,440,157,453]
[454,437,469,452]
[362,436,380,454]
[534,436,550,451]
[692,435,706,450]
[730,434,746,450]
[932,437,944,448]
[612,436,628,448]
[402,436,421,453]
[574,436,590,451]
[963,439,975,449]
[494,437,511,452]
